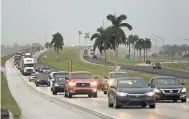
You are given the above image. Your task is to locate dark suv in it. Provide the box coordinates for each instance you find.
[52,77,65,95]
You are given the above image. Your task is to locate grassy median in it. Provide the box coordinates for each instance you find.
[1,56,21,119]
[40,47,189,94]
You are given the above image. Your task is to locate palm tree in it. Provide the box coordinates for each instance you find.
[51,32,64,60]
[135,38,144,61]
[78,31,83,46]
[126,35,139,58]
[106,14,132,66]
[90,27,111,73]
[144,38,152,60]
[84,32,90,46]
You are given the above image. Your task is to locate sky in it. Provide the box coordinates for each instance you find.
[1,0,189,46]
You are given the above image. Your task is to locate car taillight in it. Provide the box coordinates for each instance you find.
[69,82,75,86]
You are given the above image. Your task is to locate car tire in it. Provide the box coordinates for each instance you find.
[114,98,121,109]
[88,93,93,98]
[104,91,107,94]
[68,92,72,98]
[36,83,39,87]
[47,84,50,87]
[51,88,52,91]
[149,104,156,108]
[52,90,57,95]
[181,99,186,102]
[109,103,113,107]
[29,79,31,82]
[141,103,147,108]
[93,92,97,98]
[64,91,68,97]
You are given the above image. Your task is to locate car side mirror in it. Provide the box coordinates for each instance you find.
[65,77,69,80]
[181,83,185,85]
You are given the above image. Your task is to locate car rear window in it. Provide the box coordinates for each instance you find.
[71,73,93,79]
[118,79,148,88]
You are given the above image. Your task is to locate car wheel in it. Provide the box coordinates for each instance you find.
[53,90,57,95]
[29,79,31,82]
[88,93,93,98]
[108,95,113,107]
[68,92,72,98]
[64,91,68,97]
[181,99,186,102]
[36,83,39,87]
[51,88,52,91]
[93,92,97,98]
[104,91,107,94]
[113,97,121,109]
[47,84,50,87]
[149,104,156,108]
[141,103,147,108]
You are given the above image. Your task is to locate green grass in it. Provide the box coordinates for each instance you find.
[40,47,189,93]
[1,72,21,119]
[0,55,12,65]
[164,63,189,72]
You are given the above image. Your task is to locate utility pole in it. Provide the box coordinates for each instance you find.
[150,36,158,55]
[78,31,82,46]
[152,34,165,60]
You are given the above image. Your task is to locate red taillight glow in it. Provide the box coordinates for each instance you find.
[69,82,75,86]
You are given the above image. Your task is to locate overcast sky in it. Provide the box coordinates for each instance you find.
[2,0,189,46]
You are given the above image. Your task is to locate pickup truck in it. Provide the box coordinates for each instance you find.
[64,71,98,98]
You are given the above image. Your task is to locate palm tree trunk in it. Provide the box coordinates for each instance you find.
[104,50,107,74]
[143,49,145,62]
[115,43,118,68]
[146,49,148,60]
[55,48,58,60]
[128,44,130,56]
[57,49,60,60]
[139,49,141,61]
[133,47,135,60]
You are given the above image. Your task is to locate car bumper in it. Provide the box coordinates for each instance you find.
[116,96,156,106]
[69,88,97,95]
[37,81,50,85]
[155,93,187,100]
[54,87,65,92]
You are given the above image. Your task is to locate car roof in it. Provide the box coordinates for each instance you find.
[152,76,176,79]
[38,74,49,80]
[116,77,144,81]
[70,71,92,74]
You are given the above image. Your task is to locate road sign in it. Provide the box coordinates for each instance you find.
[125,55,131,60]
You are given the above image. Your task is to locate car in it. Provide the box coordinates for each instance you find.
[51,77,65,95]
[29,73,38,82]
[64,71,98,98]
[35,74,50,87]
[149,76,187,102]
[42,67,52,74]
[93,75,104,89]
[108,77,156,109]
[103,72,129,94]
[50,71,69,91]
[153,62,161,69]
[146,60,151,64]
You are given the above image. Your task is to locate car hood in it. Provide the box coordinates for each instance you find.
[117,88,153,94]
[155,85,183,89]
[69,79,94,83]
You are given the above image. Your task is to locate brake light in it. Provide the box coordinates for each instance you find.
[69,82,75,86]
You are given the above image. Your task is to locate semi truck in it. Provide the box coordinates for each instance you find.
[20,57,35,76]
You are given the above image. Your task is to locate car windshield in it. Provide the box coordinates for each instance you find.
[71,73,93,79]
[118,79,148,88]
[24,64,34,67]
[110,73,128,78]
[53,72,69,78]
[154,78,180,86]
[54,78,65,83]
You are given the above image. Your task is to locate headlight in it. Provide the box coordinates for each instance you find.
[91,81,97,86]
[154,88,161,93]
[55,83,59,87]
[69,82,75,86]
[37,79,40,81]
[117,92,128,96]
[181,88,187,93]
[146,92,155,96]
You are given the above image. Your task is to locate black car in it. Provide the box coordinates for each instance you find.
[146,60,151,64]
[35,74,50,87]
[108,77,156,109]
[51,77,65,95]
[153,62,161,69]
[149,76,187,102]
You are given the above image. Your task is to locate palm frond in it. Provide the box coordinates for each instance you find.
[90,33,100,41]
[119,23,132,30]
[107,14,117,25]
[117,14,127,24]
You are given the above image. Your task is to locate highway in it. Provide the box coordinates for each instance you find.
[83,57,189,79]
[5,50,103,119]
[16,50,189,119]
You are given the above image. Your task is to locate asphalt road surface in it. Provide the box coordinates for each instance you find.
[19,50,188,119]
[83,57,189,79]
[5,50,103,119]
